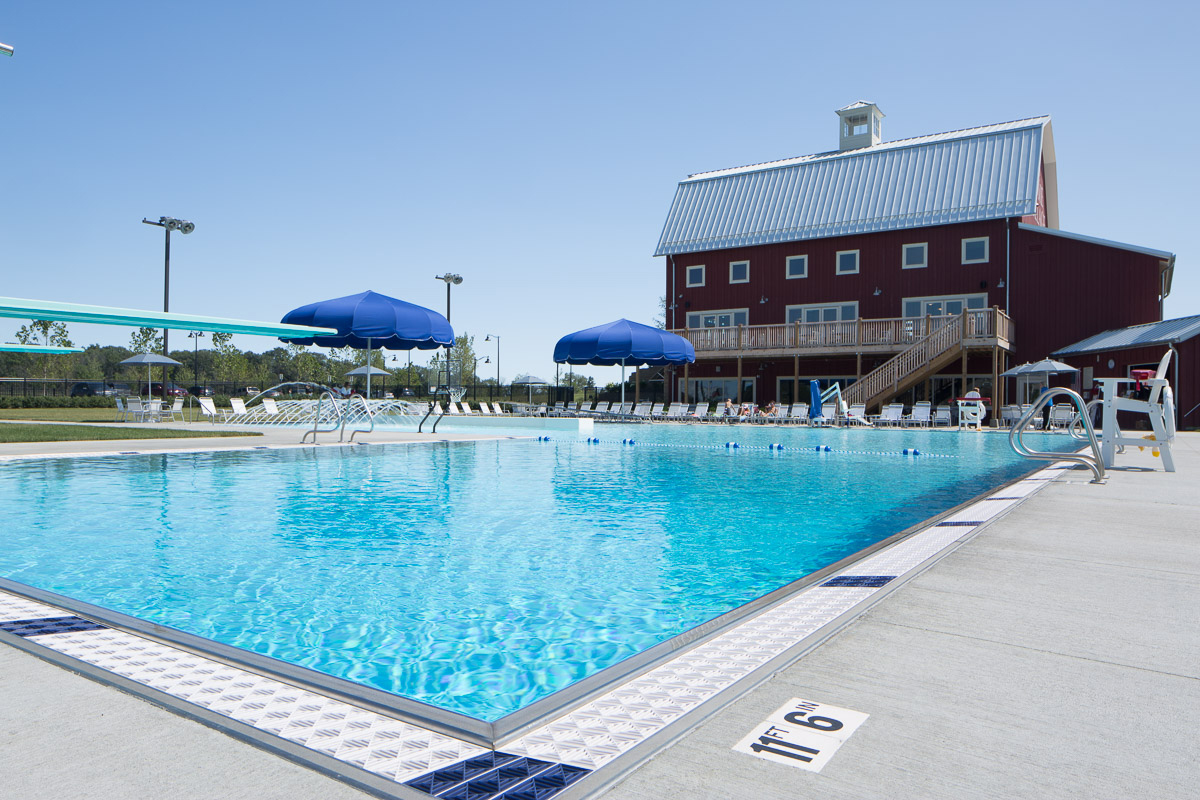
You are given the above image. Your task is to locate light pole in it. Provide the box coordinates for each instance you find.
[484,333,501,395]
[187,331,204,390]
[143,216,195,397]
[434,273,462,390]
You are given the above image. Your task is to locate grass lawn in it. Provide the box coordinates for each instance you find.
[0,423,260,443]
[0,407,206,424]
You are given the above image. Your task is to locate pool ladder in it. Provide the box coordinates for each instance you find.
[301,391,375,443]
[1008,387,1105,483]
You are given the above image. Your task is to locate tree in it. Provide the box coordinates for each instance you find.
[128,327,163,354]
[654,295,667,329]
[15,319,75,393]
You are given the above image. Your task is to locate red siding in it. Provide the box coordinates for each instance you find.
[1020,159,1048,227]
[1010,226,1163,364]
[666,219,1009,330]
[1062,340,1200,430]
[666,217,1170,405]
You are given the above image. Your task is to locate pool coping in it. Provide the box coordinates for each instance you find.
[0,440,1078,800]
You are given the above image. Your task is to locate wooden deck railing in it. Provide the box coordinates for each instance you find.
[673,308,1011,355]
[841,317,963,407]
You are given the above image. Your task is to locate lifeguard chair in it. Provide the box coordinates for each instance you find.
[1095,351,1177,472]
[956,395,988,430]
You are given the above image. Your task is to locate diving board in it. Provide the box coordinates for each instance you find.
[0,297,339,339]
[0,343,84,354]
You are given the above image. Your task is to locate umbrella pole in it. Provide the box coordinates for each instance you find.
[366,338,372,400]
[621,362,626,409]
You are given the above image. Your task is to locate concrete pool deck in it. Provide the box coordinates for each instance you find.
[1,429,1197,798]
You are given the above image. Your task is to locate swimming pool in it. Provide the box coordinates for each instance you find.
[0,426,1076,725]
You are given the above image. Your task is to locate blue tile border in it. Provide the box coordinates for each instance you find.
[821,575,896,588]
[0,615,108,637]
[404,752,590,800]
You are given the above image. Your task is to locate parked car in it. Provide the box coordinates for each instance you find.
[70,381,115,397]
[399,387,415,397]
[141,382,189,398]
[188,385,214,398]
[241,386,261,396]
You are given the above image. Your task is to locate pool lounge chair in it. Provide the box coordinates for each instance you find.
[198,397,230,423]
[902,401,932,427]
[870,403,903,427]
[1049,404,1076,430]
[846,403,873,426]
[932,406,952,427]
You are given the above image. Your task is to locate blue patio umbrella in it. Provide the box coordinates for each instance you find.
[280,290,454,397]
[553,318,695,407]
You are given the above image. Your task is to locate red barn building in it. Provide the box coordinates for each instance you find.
[655,103,1176,414]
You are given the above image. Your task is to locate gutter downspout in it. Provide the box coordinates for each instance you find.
[1005,220,1011,313]
[1170,343,1180,427]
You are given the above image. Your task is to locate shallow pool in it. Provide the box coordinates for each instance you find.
[0,426,1075,720]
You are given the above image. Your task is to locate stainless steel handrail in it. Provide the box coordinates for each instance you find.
[341,393,375,442]
[1008,387,1105,483]
[302,390,344,443]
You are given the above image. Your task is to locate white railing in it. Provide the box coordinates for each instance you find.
[842,317,964,407]
[673,309,1009,355]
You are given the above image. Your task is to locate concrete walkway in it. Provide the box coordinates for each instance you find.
[1,432,1197,799]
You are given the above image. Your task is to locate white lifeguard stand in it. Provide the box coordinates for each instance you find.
[957,395,987,430]
[1095,351,1177,472]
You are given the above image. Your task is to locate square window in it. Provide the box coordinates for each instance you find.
[840,304,857,320]
[962,237,989,264]
[785,255,808,279]
[836,250,860,275]
[686,264,705,287]
[729,260,749,284]
[902,243,927,269]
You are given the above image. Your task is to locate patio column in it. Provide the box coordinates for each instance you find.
[961,349,968,394]
[856,352,862,380]
[793,355,799,405]
[991,346,1000,426]
[634,365,640,406]
[736,357,743,404]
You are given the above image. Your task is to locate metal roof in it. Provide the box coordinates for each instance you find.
[655,117,1053,256]
[1052,315,1200,357]
[0,296,339,338]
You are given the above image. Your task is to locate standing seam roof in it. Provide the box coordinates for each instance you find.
[1051,316,1200,357]
[655,118,1049,256]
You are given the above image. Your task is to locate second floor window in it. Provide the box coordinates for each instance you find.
[836,250,860,275]
[729,260,750,284]
[686,264,705,287]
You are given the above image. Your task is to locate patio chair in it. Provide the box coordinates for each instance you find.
[431,402,444,416]
[489,402,506,415]
[124,397,149,423]
[459,401,474,414]
[446,401,461,414]
[159,397,185,422]
[227,397,251,421]
[114,396,128,422]
[476,401,492,415]
[784,403,808,425]
[999,405,1021,428]
[262,398,280,417]
[1049,403,1076,430]
[932,406,952,427]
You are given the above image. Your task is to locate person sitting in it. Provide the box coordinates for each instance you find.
[760,401,776,418]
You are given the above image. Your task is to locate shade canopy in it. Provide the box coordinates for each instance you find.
[1000,362,1033,377]
[511,374,549,385]
[279,290,453,351]
[344,365,391,377]
[1024,358,1078,374]
[119,353,183,367]
[553,319,695,367]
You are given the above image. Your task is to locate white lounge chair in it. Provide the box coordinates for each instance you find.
[932,406,952,427]
[198,397,229,423]
[262,398,280,417]
[902,401,932,427]
[846,403,873,426]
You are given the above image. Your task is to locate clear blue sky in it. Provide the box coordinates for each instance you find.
[1,1,1195,383]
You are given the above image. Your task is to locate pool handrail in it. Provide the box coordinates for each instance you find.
[1008,387,1105,483]
[302,389,344,443]
[341,393,375,442]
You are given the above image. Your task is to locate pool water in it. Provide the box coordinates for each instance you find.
[0,426,1076,720]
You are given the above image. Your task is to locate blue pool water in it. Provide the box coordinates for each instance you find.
[0,426,1076,720]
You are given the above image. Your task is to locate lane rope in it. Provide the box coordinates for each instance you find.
[554,436,953,458]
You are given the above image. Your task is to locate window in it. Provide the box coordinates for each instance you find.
[962,237,989,264]
[902,293,987,318]
[686,308,749,328]
[729,260,749,284]
[685,264,705,287]
[786,302,859,324]
[785,254,808,279]
[844,114,869,136]
[902,242,927,269]
[836,250,860,275]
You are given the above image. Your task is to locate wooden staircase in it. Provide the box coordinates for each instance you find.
[842,317,966,413]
